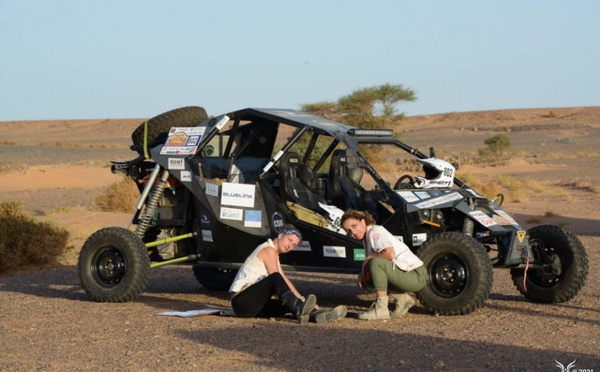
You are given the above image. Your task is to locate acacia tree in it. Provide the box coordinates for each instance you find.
[300,83,416,163]
[300,102,342,121]
[301,83,416,129]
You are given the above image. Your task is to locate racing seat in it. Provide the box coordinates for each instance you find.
[328,148,376,214]
[279,151,326,211]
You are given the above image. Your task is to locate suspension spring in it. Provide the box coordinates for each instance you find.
[463,217,475,236]
[134,170,170,238]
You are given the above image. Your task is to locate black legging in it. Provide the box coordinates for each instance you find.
[231,272,292,318]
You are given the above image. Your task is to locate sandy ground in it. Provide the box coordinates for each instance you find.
[0,107,599,371]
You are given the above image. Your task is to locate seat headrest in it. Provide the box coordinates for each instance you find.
[345,147,361,170]
[329,149,347,176]
[282,151,302,166]
[280,151,314,183]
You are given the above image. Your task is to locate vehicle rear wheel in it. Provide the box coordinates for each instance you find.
[131,106,208,154]
[510,225,588,303]
[192,265,238,291]
[78,227,150,302]
[416,232,493,315]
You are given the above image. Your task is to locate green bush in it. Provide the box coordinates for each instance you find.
[482,133,512,156]
[0,202,70,275]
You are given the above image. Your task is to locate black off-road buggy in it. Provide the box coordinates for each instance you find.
[78,106,589,315]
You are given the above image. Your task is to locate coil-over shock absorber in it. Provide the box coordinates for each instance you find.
[463,198,475,237]
[134,167,170,238]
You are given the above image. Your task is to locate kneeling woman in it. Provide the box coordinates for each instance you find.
[229,225,320,324]
[341,210,428,320]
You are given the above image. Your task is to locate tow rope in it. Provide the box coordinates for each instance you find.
[523,256,530,292]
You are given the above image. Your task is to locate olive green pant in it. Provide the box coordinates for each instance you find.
[369,257,428,293]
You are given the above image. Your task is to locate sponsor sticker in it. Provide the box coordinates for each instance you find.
[221,182,256,208]
[199,212,211,228]
[492,214,512,226]
[469,210,498,227]
[414,191,430,200]
[212,115,230,130]
[323,245,346,258]
[412,233,427,247]
[271,212,285,231]
[160,127,206,155]
[201,229,213,242]
[168,158,185,170]
[353,248,366,261]
[396,191,420,203]
[517,230,527,243]
[180,170,192,182]
[494,210,520,226]
[220,207,243,221]
[244,210,262,228]
[465,188,483,198]
[414,192,463,209]
[205,182,219,197]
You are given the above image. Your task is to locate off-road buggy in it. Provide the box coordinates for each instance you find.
[78,106,589,315]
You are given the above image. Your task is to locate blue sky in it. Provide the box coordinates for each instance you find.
[1,1,598,121]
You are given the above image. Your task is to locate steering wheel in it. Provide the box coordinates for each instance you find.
[393,174,415,190]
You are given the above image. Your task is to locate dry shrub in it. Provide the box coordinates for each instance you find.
[565,181,600,195]
[457,173,504,200]
[496,175,524,192]
[546,151,600,160]
[0,202,70,275]
[94,177,140,213]
[395,158,422,172]
[489,175,531,203]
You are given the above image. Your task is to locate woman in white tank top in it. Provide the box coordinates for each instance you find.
[229,225,347,324]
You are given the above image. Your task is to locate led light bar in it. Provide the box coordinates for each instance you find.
[349,128,394,137]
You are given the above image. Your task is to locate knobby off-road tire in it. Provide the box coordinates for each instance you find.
[192,265,238,291]
[510,225,588,303]
[131,106,208,154]
[416,232,493,316]
[78,227,150,302]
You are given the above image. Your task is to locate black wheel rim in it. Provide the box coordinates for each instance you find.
[92,247,127,287]
[529,247,562,287]
[429,253,468,298]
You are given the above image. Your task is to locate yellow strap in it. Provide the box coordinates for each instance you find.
[142,121,150,159]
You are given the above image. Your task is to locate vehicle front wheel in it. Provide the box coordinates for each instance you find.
[78,227,150,302]
[510,225,588,303]
[416,232,493,315]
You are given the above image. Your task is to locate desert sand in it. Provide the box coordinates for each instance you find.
[0,107,598,371]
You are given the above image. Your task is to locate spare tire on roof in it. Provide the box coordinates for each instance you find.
[131,106,208,155]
